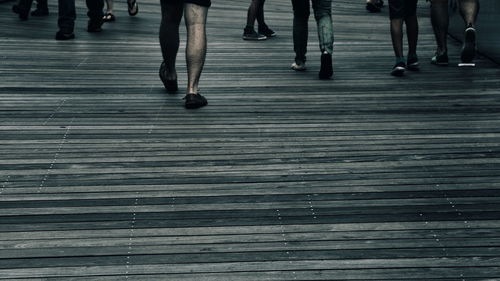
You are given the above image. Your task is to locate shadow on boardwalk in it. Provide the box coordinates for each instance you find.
[0,0,500,280]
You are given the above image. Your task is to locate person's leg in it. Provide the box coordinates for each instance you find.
[292,0,310,66]
[404,0,418,69]
[390,18,404,59]
[105,0,113,14]
[256,0,275,36]
[243,0,266,40]
[159,0,183,92]
[184,2,208,95]
[15,0,34,19]
[56,0,76,38]
[86,0,104,32]
[429,0,448,59]
[312,0,333,79]
[32,0,49,16]
[458,0,479,27]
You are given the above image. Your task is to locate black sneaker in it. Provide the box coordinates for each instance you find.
[159,61,178,93]
[461,24,476,63]
[242,28,266,41]
[391,61,406,76]
[184,94,207,109]
[87,19,103,32]
[407,55,419,71]
[319,53,333,79]
[31,8,49,16]
[55,30,75,40]
[366,2,381,13]
[258,26,276,38]
[431,52,449,66]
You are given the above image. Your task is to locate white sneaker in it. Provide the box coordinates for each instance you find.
[291,61,306,71]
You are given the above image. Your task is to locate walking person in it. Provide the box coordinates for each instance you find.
[242,0,276,40]
[55,0,104,40]
[159,0,210,109]
[291,0,334,79]
[12,0,49,20]
[428,0,480,65]
[102,0,139,22]
[388,0,419,76]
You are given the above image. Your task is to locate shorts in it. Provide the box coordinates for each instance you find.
[166,0,211,7]
[388,0,417,19]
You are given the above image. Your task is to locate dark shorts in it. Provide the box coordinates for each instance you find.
[388,0,417,19]
[166,0,211,7]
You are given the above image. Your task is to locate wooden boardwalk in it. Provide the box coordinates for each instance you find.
[1,0,500,280]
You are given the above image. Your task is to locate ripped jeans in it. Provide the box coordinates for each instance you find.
[292,0,334,63]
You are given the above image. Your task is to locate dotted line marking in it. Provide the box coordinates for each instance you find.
[43,99,66,125]
[0,176,11,195]
[38,118,74,193]
[275,209,297,280]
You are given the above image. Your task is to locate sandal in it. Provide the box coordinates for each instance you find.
[127,0,138,16]
[103,12,115,22]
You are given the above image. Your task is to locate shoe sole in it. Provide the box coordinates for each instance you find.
[391,67,405,77]
[461,27,476,63]
[242,36,267,41]
[319,55,333,79]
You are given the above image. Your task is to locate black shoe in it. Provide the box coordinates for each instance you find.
[431,52,449,66]
[55,30,75,40]
[461,24,476,63]
[375,0,384,8]
[184,94,208,109]
[366,2,381,13]
[319,52,333,79]
[258,26,276,38]
[13,5,29,20]
[31,8,49,16]
[87,19,103,32]
[159,61,178,93]
[407,55,419,71]
[243,28,266,41]
[391,61,406,76]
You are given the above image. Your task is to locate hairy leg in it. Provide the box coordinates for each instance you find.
[429,0,448,54]
[184,3,209,94]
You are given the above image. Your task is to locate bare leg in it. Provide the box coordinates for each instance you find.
[390,18,404,58]
[430,0,448,55]
[105,0,113,14]
[184,3,208,95]
[458,0,479,27]
[159,0,183,81]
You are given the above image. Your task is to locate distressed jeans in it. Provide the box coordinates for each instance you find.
[291,0,334,63]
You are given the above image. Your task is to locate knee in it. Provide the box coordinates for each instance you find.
[313,7,331,21]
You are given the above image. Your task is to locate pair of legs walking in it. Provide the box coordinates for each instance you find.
[159,0,209,109]
[291,0,334,79]
[56,0,104,40]
[389,0,419,76]
[243,0,275,40]
[429,0,479,65]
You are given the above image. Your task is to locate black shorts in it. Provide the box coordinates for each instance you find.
[166,0,211,7]
[388,0,417,19]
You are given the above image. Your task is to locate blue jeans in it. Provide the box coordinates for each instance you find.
[292,0,334,63]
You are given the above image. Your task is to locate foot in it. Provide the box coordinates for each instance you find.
[127,0,138,16]
[431,52,449,66]
[87,19,103,32]
[55,30,75,40]
[184,93,207,109]
[242,28,266,41]
[366,2,381,13]
[103,12,115,22]
[159,61,178,93]
[31,8,49,16]
[375,0,384,8]
[258,26,276,38]
[13,5,29,20]
[291,60,306,71]
[319,52,333,79]
[391,61,406,77]
[407,54,419,71]
[461,24,476,63]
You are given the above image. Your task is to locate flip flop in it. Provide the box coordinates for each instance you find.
[127,0,138,16]
[103,12,115,22]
